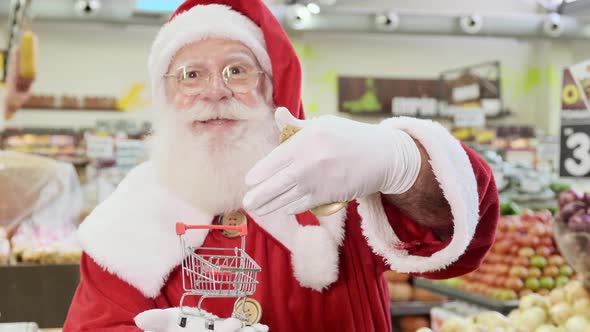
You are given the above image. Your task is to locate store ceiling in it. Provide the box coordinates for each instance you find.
[0,0,589,39]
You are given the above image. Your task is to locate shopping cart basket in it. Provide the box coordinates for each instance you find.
[175,222,261,328]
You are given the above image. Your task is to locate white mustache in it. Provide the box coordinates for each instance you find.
[181,100,256,123]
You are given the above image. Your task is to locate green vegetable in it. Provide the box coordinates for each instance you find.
[550,182,572,195]
[500,201,521,216]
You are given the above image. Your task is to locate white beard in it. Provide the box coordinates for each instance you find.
[149,99,279,215]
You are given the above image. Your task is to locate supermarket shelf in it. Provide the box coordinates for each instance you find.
[390,301,443,317]
[413,278,518,314]
[22,107,122,112]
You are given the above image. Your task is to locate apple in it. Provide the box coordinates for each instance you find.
[519,289,533,298]
[514,256,530,267]
[531,223,549,237]
[556,275,570,288]
[539,276,555,290]
[535,246,554,257]
[538,288,550,296]
[528,267,542,278]
[493,240,512,254]
[559,265,574,277]
[540,236,554,247]
[519,247,536,258]
[543,266,560,277]
[482,274,495,285]
[509,266,529,279]
[496,264,510,275]
[530,256,548,269]
[505,277,524,291]
[548,255,565,267]
[525,277,540,291]
[520,235,541,247]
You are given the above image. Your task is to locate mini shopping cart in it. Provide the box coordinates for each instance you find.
[175,222,261,329]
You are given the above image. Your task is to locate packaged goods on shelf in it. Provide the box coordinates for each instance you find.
[61,95,80,109]
[1,129,86,166]
[479,149,560,214]
[0,151,83,264]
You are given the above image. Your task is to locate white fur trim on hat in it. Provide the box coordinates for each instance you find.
[148,4,272,100]
[357,117,480,273]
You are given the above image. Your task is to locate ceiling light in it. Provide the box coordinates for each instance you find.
[306,3,321,15]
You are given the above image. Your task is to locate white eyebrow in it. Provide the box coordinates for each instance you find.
[223,52,256,65]
[171,51,257,71]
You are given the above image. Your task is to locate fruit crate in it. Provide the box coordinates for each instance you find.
[413,278,518,315]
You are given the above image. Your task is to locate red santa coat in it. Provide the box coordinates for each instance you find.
[64,1,499,330]
[64,124,498,332]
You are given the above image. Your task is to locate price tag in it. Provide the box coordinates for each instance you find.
[86,135,114,159]
[559,124,590,177]
[453,108,485,128]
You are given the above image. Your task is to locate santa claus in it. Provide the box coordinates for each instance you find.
[64,0,499,331]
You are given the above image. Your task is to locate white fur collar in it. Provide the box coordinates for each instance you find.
[78,162,346,298]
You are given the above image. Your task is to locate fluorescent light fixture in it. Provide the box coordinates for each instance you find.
[136,0,184,12]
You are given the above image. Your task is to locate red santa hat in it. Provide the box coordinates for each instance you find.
[148,0,305,120]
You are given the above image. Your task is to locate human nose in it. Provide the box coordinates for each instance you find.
[199,72,232,102]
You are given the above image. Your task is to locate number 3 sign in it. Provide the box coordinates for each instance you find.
[560,125,590,177]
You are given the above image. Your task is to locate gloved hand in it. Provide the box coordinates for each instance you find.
[243,107,421,216]
[134,307,269,332]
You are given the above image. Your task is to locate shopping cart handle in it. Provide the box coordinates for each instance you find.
[175,222,248,236]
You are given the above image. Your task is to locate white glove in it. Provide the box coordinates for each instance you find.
[134,307,269,332]
[243,107,421,216]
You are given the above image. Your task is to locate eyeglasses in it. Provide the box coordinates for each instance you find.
[164,62,264,96]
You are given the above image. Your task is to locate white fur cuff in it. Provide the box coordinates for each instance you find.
[358,117,479,273]
[291,226,340,291]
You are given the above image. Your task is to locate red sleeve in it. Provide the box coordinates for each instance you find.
[63,253,156,331]
[383,145,499,279]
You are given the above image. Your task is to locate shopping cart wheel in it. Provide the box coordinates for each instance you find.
[205,320,215,330]
[178,316,187,328]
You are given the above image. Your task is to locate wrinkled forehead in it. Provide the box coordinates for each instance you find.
[169,38,259,70]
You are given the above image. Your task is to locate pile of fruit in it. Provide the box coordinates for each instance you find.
[384,271,446,332]
[438,210,575,300]
[553,190,590,287]
[438,280,590,332]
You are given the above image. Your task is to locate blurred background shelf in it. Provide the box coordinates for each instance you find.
[413,278,518,315]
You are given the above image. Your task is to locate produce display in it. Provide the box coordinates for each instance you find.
[438,280,590,332]
[553,190,590,287]
[384,271,446,332]
[438,210,575,301]
[384,270,447,303]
